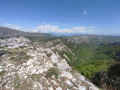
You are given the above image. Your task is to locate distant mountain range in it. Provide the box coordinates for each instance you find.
[1,26,120,43]
[0,26,54,39]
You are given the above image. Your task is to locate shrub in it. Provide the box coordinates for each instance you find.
[53,63,57,66]
[11,57,19,61]
[45,67,60,78]
[17,51,30,60]
[0,70,6,76]
[24,55,31,60]
[19,46,25,49]
[46,53,52,57]
[0,50,6,53]
[7,51,13,54]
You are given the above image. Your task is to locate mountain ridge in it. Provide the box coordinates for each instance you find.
[0,26,54,39]
[0,37,98,90]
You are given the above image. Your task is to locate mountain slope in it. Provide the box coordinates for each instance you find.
[63,35,120,44]
[0,26,54,39]
[45,36,120,90]
[23,35,120,90]
[0,37,98,90]
[39,37,111,79]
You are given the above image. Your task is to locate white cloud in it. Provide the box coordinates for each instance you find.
[4,23,93,34]
[28,29,38,33]
[36,24,59,33]
[5,23,22,30]
[83,11,87,15]
[30,24,93,34]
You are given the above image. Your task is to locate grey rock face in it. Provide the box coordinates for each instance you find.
[0,37,30,48]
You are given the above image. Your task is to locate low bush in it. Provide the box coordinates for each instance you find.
[45,67,60,78]
[46,53,52,57]
[53,63,57,66]
[11,57,19,61]
[0,70,6,76]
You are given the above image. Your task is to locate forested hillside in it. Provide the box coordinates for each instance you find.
[44,35,120,90]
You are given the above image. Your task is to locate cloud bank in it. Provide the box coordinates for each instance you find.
[31,24,93,34]
[4,23,93,34]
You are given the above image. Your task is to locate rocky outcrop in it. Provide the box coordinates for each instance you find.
[0,37,98,90]
[0,37,30,48]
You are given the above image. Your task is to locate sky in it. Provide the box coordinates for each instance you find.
[0,0,120,35]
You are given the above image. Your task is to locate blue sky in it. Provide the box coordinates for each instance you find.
[0,0,120,35]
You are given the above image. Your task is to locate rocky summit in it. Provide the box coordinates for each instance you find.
[0,37,98,90]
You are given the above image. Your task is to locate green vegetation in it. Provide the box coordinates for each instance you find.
[92,42,120,90]
[0,50,6,54]
[11,57,19,61]
[10,51,31,61]
[26,35,54,42]
[58,41,120,89]
[26,35,120,89]
[15,83,20,89]
[102,36,120,42]
[59,41,111,79]
[46,52,52,57]
[5,49,31,64]
[73,60,110,79]
[0,70,6,76]
[26,36,45,42]
[14,75,20,89]
[53,63,57,66]
[62,41,120,89]
[45,67,60,78]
